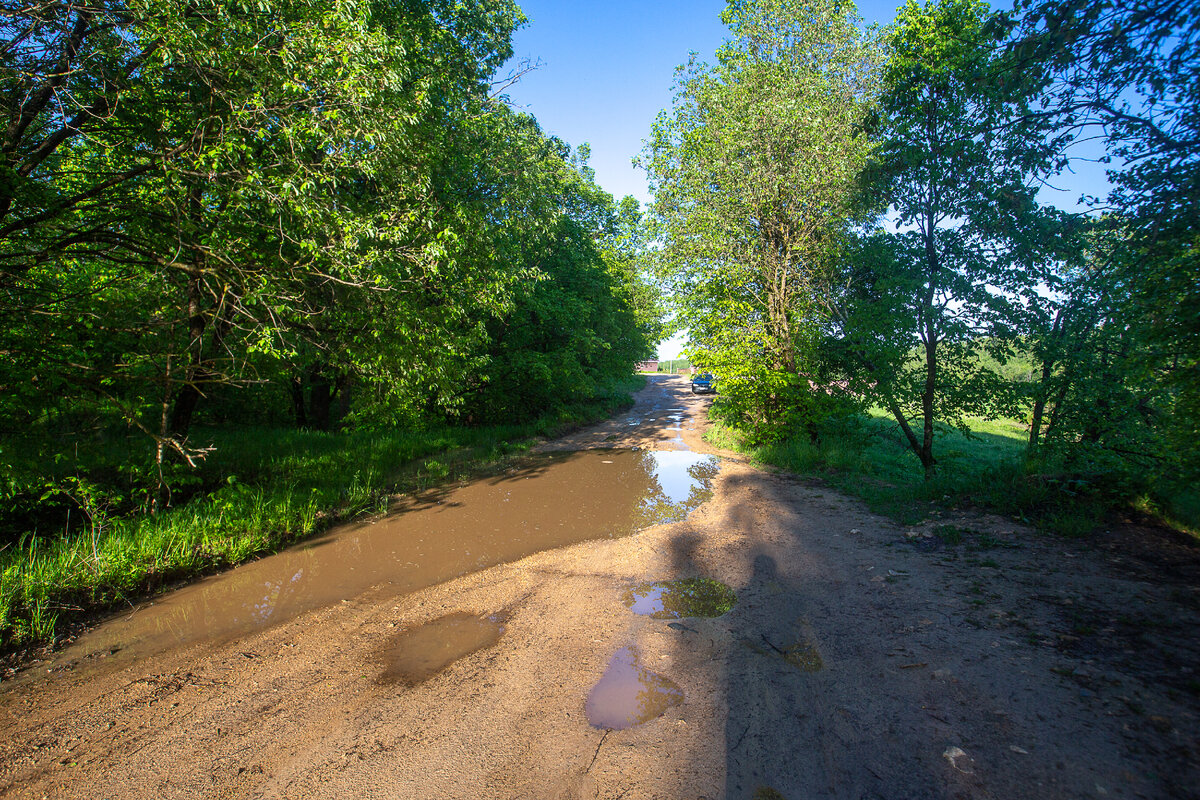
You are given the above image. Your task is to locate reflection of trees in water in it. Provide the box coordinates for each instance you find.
[634,451,721,529]
[632,667,684,726]
[587,647,683,729]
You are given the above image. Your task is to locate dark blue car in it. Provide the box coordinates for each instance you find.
[690,372,715,394]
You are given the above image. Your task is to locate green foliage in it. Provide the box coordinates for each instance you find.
[454,142,654,422]
[707,409,1119,532]
[834,0,1068,477]
[643,0,883,441]
[0,1,662,645]
[660,0,1194,536]
[1000,0,1200,489]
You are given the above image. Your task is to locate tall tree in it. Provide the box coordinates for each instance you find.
[643,0,882,441]
[0,0,526,456]
[841,0,1065,477]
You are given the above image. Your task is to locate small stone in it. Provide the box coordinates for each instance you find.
[943,746,974,774]
[1149,715,1172,733]
[849,528,861,534]
[1009,745,1030,755]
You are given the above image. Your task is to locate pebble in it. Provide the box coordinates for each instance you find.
[943,746,974,774]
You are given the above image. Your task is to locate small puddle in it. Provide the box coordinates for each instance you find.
[50,449,721,667]
[622,578,736,619]
[585,646,682,729]
[378,612,504,685]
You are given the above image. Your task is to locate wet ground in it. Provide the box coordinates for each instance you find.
[1,375,1198,799]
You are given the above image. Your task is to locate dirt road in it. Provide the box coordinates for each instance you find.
[2,375,1197,799]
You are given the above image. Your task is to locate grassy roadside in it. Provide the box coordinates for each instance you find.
[704,409,1124,535]
[0,376,644,649]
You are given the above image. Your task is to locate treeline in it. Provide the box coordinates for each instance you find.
[1,2,657,523]
[645,0,1197,524]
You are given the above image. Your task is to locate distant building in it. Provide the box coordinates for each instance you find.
[636,360,659,372]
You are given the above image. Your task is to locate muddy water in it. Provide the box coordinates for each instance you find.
[585,646,683,730]
[377,612,505,685]
[52,449,721,668]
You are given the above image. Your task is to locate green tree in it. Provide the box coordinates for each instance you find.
[643,0,882,441]
[1,0,526,449]
[841,0,1065,477]
[452,130,653,422]
[1002,0,1199,482]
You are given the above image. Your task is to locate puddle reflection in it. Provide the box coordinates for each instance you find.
[585,646,683,729]
[623,578,737,619]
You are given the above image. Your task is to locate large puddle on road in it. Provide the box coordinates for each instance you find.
[50,449,721,668]
[585,646,683,730]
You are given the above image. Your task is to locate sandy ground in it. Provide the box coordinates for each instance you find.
[1,374,1198,799]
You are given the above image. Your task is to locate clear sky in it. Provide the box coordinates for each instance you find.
[499,1,1109,359]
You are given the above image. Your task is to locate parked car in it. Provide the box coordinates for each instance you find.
[690,372,715,394]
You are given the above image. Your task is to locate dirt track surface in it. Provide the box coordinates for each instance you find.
[2,374,1198,799]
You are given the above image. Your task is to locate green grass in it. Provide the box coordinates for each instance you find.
[0,376,643,648]
[705,407,1117,533]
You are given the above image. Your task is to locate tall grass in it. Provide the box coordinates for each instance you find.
[0,377,643,647]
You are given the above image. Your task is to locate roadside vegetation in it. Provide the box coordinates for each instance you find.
[0,1,660,647]
[646,0,1198,536]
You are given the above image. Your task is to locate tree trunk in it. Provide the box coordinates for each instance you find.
[1029,309,1066,451]
[289,373,308,428]
[918,221,939,480]
[290,364,342,431]
[920,336,937,479]
[308,367,333,431]
[168,268,206,440]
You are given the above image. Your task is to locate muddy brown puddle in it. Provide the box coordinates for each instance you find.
[585,646,683,730]
[378,612,506,685]
[44,449,721,671]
